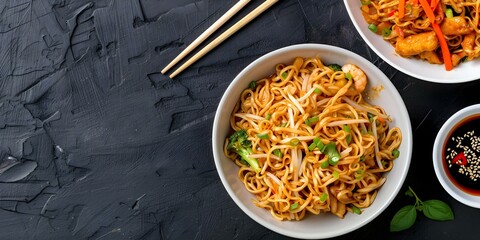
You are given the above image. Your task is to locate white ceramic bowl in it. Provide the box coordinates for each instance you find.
[433,104,480,208]
[344,0,480,83]
[212,44,413,239]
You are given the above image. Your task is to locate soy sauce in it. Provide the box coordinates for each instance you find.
[442,114,480,195]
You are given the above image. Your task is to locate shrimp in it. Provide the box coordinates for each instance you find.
[342,64,367,93]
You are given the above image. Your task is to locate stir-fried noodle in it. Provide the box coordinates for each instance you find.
[224,57,402,220]
[361,0,480,69]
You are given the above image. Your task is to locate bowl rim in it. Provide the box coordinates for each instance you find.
[343,0,480,84]
[212,43,413,239]
[433,104,480,208]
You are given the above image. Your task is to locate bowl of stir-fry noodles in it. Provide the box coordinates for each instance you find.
[212,44,413,239]
[344,0,480,83]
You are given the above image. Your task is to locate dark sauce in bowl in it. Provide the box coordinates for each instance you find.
[442,114,480,196]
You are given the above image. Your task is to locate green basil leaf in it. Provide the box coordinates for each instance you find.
[390,205,417,232]
[422,200,454,221]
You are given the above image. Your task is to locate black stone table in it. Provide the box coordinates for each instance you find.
[1,0,479,239]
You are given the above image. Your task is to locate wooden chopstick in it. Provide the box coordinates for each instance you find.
[161,0,251,74]
[169,0,279,78]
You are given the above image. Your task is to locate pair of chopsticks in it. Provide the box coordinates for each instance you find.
[162,0,279,78]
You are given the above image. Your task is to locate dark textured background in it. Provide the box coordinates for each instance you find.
[1,0,480,239]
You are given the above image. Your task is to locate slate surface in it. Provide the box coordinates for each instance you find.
[0,0,479,239]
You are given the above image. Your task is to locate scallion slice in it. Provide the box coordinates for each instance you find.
[368,23,378,33]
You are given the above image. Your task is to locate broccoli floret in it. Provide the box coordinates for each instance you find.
[227,130,260,173]
[328,64,342,72]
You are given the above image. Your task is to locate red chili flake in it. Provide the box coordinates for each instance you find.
[453,152,467,166]
[388,10,397,17]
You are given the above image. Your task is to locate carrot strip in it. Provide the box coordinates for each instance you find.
[419,0,452,70]
[419,0,436,23]
[432,23,453,71]
[399,0,406,18]
[431,0,439,9]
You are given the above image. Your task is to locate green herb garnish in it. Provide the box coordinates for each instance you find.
[345,72,353,81]
[325,142,340,166]
[314,88,321,94]
[249,81,257,89]
[273,149,283,158]
[257,133,269,140]
[290,138,300,146]
[368,23,378,33]
[266,114,271,120]
[367,112,376,123]
[333,170,339,179]
[390,186,454,232]
[305,116,319,126]
[445,8,453,18]
[361,0,371,5]
[352,205,362,215]
[321,161,329,169]
[320,192,328,202]
[392,149,400,159]
[382,27,392,37]
[281,72,288,79]
[328,64,342,72]
[290,202,299,211]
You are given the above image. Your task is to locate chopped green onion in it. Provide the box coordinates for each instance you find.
[446,8,453,18]
[367,112,376,123]
[361,0,371,5]
[266,114,271,120]
[392,149,400,158]
[461,56,468,63]
[321,161,329,169]
[249,81,257,89]
[290,202,299,211]
[325,142,340,166]
[346,134,352,145]
[281,72,288,79]
[345,72,353,81]
[360,155,365,162]
[333,170,339,179]
[352,205,362,215]
[308,142,317,151]
[368,23,378,33]
[313,138,326,152]
[344,123,352,144]
[355,170,364,180]
[314,88,321,94]
[355,169,364,179]
[290,138,300,146]
[328,64,342,72]
[320,193,328,202]
[382,27,392,37]
[361,129,368,135]
[279,122,287,127]
[305,116,319,126]
[273,149,283,158]
[318,141,326,153]
[257,133,269,140]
